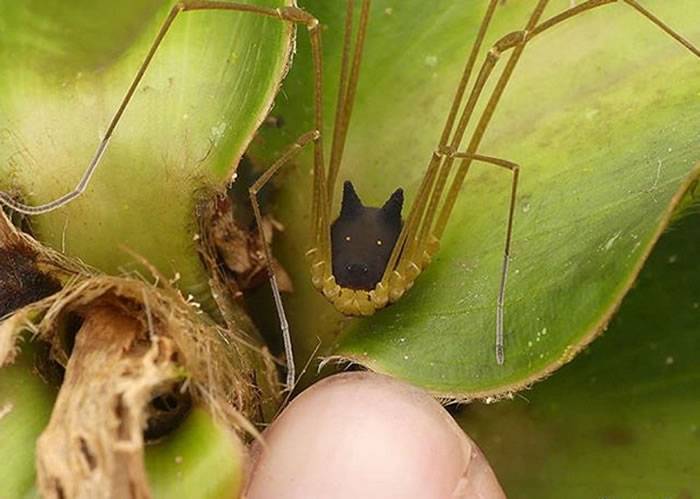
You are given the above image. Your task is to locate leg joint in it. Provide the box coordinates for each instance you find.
[277,6,319,30]
[452,152,521,172]
[490,30,527,58]
[435,144,457,159]
[299,129,321,144]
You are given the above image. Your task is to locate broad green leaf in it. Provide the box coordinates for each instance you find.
[250,0,700,395]
[0,0,292,298]
[458,208,700,498]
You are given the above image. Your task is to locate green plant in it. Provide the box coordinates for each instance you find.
[1,0,698,497]
[250,0,700,396]
[0,0,291,495]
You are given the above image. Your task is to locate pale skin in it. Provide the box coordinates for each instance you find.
[0,1,698,390]
[245,372,507,499]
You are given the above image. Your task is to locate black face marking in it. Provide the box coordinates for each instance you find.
[331,181,404,290]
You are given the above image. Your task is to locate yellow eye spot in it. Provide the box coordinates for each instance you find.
[345,236,351,242]
[376,240,383,246]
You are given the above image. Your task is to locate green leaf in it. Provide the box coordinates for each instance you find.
[458,208,700,498]
[250,0,700,396]
[0,0,292,298]
[146,409,244,499]
[0,344,55,499]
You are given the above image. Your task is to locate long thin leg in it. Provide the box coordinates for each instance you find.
[413,31,525,255]
[388,15,537,286]
[0,1,324,216]
[382,0,501,280]
[250,131,320,390]
[326,0,355,206]
[438,1,501,148]
[326,0,372,207]
[435,0,700,239]
[434,1,700,364]
[411,0,700,254]
[401,0,699,363]
[449,152,520,365]
[0,1,327,390]
[422,0,551,248]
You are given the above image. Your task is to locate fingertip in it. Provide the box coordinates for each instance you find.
[245,372,505,499]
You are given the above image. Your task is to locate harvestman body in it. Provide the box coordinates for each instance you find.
[1,1,698,389]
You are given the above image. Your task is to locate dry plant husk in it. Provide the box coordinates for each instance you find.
[0,208,281,497]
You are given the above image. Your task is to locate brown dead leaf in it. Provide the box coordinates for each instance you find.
[208,195,293,294]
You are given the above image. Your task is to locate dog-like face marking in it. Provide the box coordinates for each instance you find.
[331,181,404,290]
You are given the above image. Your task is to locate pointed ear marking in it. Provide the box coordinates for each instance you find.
[381,187,404,221]
[340,181,363,217]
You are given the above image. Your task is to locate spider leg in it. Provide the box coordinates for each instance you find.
[0,1,324,217]
[403,30,528,270]
[249,130,320,391]
[405,0,700,256]
[396,0,698,364]
[449,153,520,365]
[436,0,699,240]
[0,2,327,390]
[45,0,322,391]
[381,0,502,281]
[384,0,548,297]
[434,1,698,365]
[326,0,372,207]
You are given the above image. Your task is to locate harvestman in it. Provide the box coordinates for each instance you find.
[1,1,697,389]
